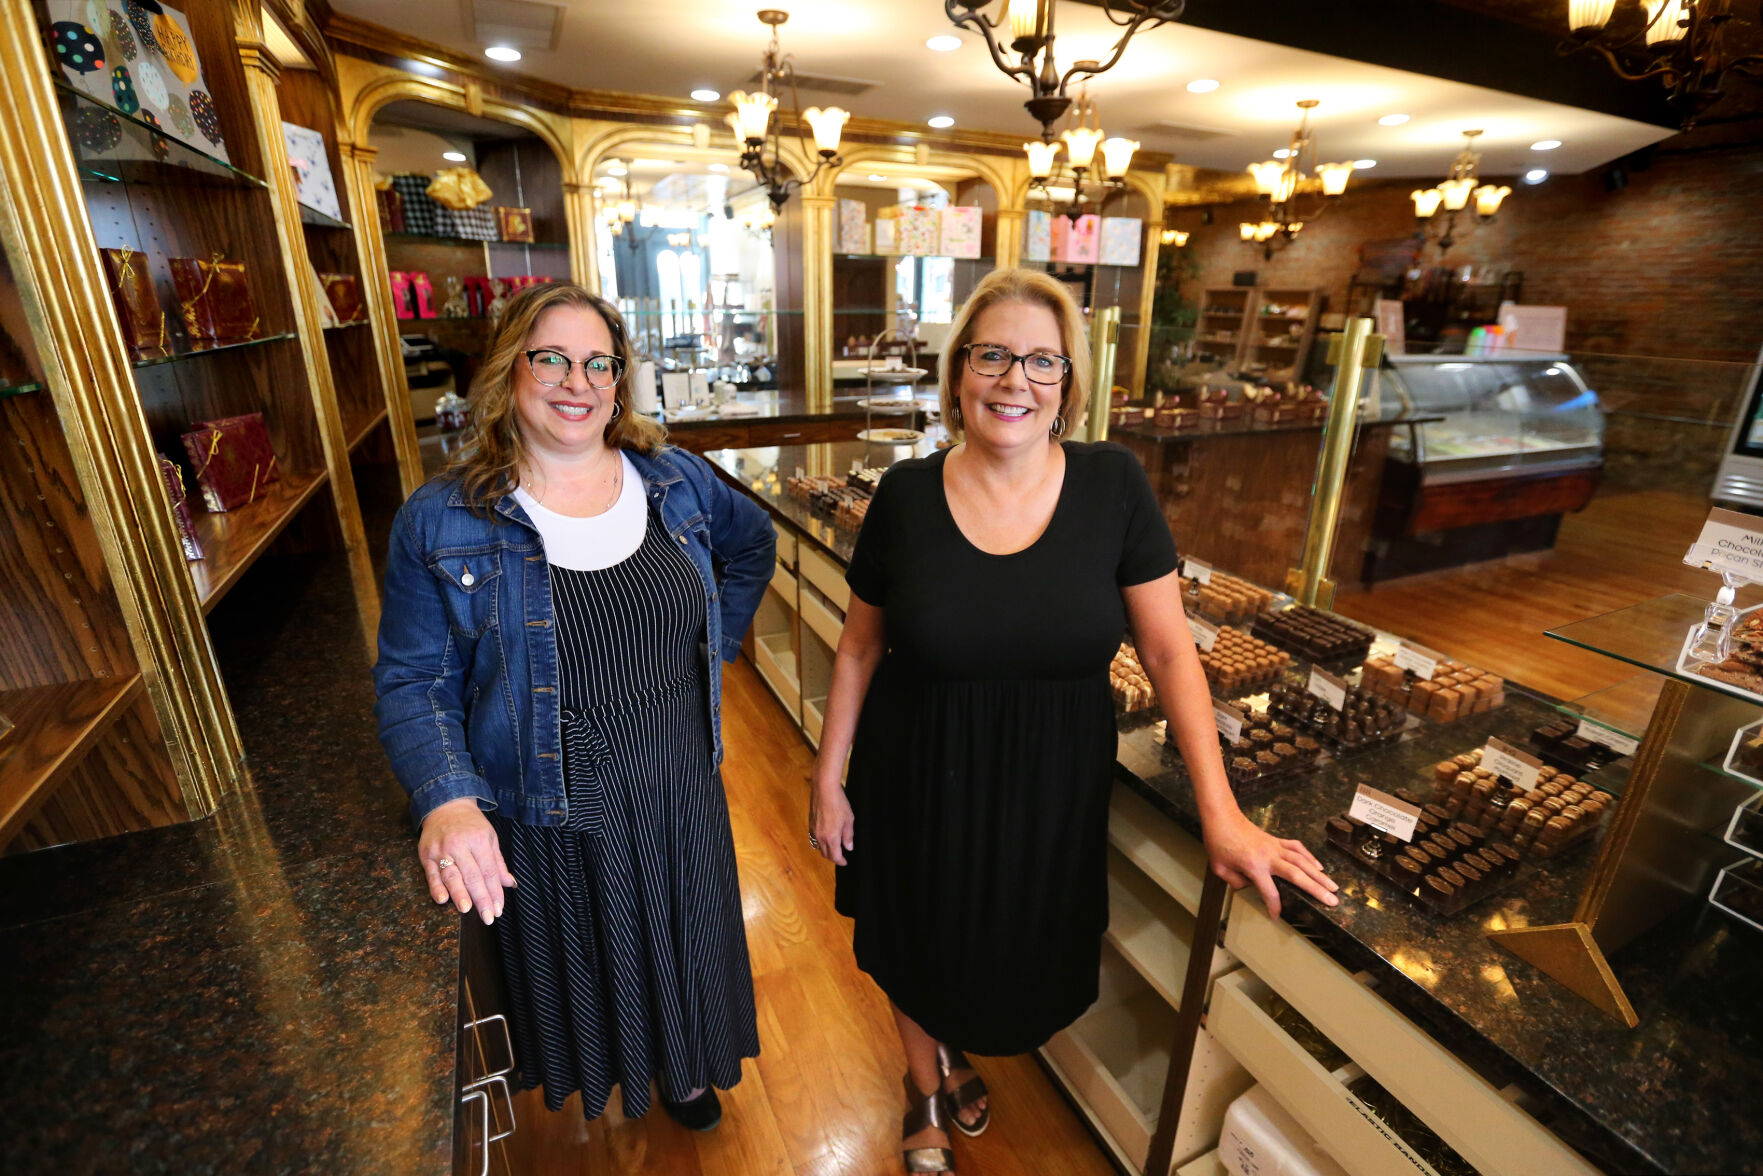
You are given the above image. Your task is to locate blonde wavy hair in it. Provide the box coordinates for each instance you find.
[938,268,1092,440]
[448,283,666,512]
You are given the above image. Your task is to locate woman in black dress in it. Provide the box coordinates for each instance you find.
[808,269,1339,1173]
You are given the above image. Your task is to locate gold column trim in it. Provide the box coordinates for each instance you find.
[562,182,599,292]
[800,193,836,414]
[1288,320,1383,608]
[0,7,242,807]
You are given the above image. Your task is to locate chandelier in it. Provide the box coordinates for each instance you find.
[1023,93,1139,216]
[1239,100,1354,260]
[945,0,1188,140]
[726,11,847,211]
[1159,227,1189,246]
[1409,131,1511,254]
[1566,0,1763,129]
[598,163,642,249]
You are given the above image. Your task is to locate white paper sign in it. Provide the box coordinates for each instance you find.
[1482,737,1544,791]
[1685,507,1763,581]
[1393,643,1439,681]
[1189,615,1219,653]
[1576,718,1639,758]
[1183,556,1213,585]
[1348,784,1421,841]
[1213,701,1244,744]
[1307,666,1347,711]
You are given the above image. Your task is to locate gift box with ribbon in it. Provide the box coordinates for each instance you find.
[321,273,365,324]
[387,270,415,319]
[156,453,204,561]
[100,247,168,356]
[411,272,436,319]
[496,206,535,243]
[179,413,280,512]
[169,255,259,344]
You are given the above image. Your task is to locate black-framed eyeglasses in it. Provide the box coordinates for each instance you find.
[525,348,625,389]
[961,343,1071,386]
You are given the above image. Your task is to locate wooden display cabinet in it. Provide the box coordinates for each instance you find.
[1192,288,1251,366]
[1239,287,1322,381]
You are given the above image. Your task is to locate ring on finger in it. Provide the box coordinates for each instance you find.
[437,857,455,870]
[808,834,820,850]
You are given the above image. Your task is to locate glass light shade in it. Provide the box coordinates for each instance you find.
[1062,125,1104,171]
[1255,222,1280,242]
[1100,137,1140,180]
[1247,160,1286,197]
[1411,188,1444,218]
[618,199,637,223]
[1006,0,1052,49]
[1023,139,1060,180]
[729,89,776,143]
[1315,161,1354,197]
[1161,228,1189,247]
[1273,168,1298,204]
[1439,177,1476,211]
[762,207,777,229]
[1286,221,1303,235]
[1569,0,1617,29]
[803,106,849,156]
[1239,222,1258,241]
[1646,0,1688,44]
[1474,184,1511,218]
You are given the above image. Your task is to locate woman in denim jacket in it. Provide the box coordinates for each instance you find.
[374,284,775,1132]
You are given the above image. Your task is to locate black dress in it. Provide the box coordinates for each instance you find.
[489,508,759,1120]
[835,442,1179,1056]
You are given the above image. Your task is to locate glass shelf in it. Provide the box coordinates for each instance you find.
[1549,673,1665,741]
[385,232,567,249]
[1547,594,1763,705]
[299,203,351,230]
[0,379,44,402]
[56,83,266,190]
[130,332,298,371]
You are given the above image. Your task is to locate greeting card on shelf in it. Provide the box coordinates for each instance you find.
[874,214,900,257]
[899,206,940,257]
[940,206,983,259]
[1099,217,1142,267]
[1055,214,1101,264]
[282,122,341,221]
[837,198,868,253]
[1023,210,1052,262]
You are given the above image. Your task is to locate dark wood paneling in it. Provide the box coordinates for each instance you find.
[0,676,142,849]
[275,69,353,224]
[10,692,186,853]
[475,141,565,246]
[1407,468,1603,534]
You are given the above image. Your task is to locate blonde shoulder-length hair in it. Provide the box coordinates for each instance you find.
[937,268,1092,440]
[447,282,666,512]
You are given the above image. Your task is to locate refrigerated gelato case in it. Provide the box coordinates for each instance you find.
[1711,342,1763,509]
[1364,354,1603,582]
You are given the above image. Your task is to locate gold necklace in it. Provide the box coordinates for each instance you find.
[525,450,621,512]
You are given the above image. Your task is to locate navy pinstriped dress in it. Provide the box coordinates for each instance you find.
[488,503,759,1120]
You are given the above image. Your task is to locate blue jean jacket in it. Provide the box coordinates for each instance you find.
[373,445,776,829]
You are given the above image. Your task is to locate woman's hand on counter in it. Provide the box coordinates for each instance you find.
[809,780,855,867]
[418,797,517,924]
[1204,811,1338,919]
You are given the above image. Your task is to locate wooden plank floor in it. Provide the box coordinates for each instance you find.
[498,655,1121,1175]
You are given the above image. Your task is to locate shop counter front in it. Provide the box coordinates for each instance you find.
[705,439,1763,1176]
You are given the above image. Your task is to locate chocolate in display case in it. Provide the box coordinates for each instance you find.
[1182,566,1274,624]
[1361,652,1505,722]
[1252,604,1377,668]
[1196,626,1291,697]
[1157,701,1323,799]
[1267,679,1408,753]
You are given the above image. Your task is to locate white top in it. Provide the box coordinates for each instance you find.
[512,451,646,571]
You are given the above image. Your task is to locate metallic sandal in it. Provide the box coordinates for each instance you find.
[901,1074,957,1174]
[936,1043,991,1138]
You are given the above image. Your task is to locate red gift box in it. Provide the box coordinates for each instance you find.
[388,270,415,319]
[180,414,280,512]
[156,453,204,561]
[411,271,436,319]
[321,273,365,324]
[100,247,168,355]
[169,255,260,344]
[464,276,492,317]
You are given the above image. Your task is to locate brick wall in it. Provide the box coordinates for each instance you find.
[1166,145,1763,491]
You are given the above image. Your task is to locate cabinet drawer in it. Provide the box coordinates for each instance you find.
[1109,784,1208,916]
[797,545,850,611]
[774,526,798,569]
[770,561,797,606]
[799,584,844,650]
[754,632,801,715]
[1223,899,1598,1176]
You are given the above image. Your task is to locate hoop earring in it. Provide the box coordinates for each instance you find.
[1050,414,1066,438]
[609,399,623,421]
[951,403,963,426]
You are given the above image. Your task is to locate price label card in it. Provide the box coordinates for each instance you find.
[795,466,806,479]
[1348,784,1422,841]
[1189,615,1220,653]
[1213,701,1244,744]
[1183,556,1213,585]
[1393,642,1439,681]
[1481,737,1544,791]
[1576,717,1639,758]
[1685,507,1763,580]
[1307,665,1348,711]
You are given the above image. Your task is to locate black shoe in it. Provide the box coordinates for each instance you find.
[660,1087,722,1132]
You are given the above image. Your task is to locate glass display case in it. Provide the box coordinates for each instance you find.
[1382,354,1604,482]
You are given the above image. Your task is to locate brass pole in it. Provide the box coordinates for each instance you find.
[1084,306,1121,442]
[1287,316,1382,608]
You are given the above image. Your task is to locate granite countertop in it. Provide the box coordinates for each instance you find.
[657,385,935,430]
[0,526,459,1173]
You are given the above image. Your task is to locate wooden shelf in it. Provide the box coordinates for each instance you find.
[346,405,390,453]
[187,468,329,612]
[0,675,143,845]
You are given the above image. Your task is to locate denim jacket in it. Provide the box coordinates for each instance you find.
[373,445,776,830]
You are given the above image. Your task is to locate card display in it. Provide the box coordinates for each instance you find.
[1023,210,1052,262]
[939,205,982,259]
[837,198,868,253]
[282,122,340,221]
[1099,216,1142,266]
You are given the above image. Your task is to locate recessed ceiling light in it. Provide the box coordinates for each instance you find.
[484,45,521,62]
[1353,158,1377,169]
[928,115,955,129]
[1186,79,1220,93]
[867,174,888,181]
[691,88,721,102]
[442,151,467,162]
[1272,148,1292,159]
[1524,168,1549,184]
[1378,113,1410,126]
[606,164,628,177]
[925,34,961,51]
[708,163,729,173]
[1531,139,1562,151]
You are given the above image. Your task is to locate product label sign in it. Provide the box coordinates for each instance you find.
[1307,665,1348,711]
[1482,736,1544,791]
[1685,507,1763,580]
[1213,701,1244,744]
[1183,556,1213,585]
[1189,615,1220,653]
[1576,717,1640,758]
[1393,642,1439,681]
[1348,784,1421,841]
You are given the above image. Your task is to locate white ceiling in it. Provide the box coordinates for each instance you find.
[332,0,1674,180]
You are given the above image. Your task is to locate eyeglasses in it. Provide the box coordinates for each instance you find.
[525,348,625,389]
[961,343,1071,386]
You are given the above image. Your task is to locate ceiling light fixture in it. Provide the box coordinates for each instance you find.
[1378,113,1411,126]
[1353,158,1377,169]
[1525,168,1550,184]
[1186,78,1220,93]
[945,0,1188,140]
[691,88,721,102]
[926,34,963,50]
[1160,227,1189,246]
[1530,138,1562,150]
[726,11,846,213]
[483,45,521,62]
[599,161,642,246]
[1410,130,1511,254]
[1239,99,1354,260]
[928,115,956,128]
[1272,148,1292,159]
[1565,0,1762,129]
[442,150,467,162]
[1021,90,1138,217]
